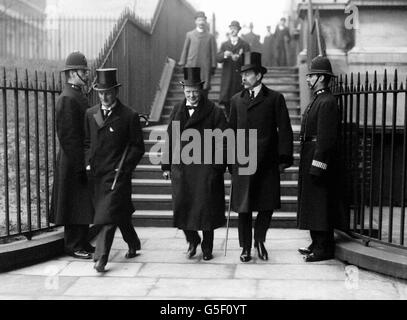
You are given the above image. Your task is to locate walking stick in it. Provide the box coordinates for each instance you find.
[111,144,130,191]
[224,182,233,256]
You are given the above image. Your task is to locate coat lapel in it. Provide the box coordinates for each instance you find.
[93,100,122,129]
[248,84,268,110]
[184,97,213,129]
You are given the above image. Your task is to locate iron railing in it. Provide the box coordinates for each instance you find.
[332,70,407,249]
[0,68,61,240]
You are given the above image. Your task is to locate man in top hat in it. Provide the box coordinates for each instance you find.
[161,67,228,261]
[84,68,145,272]
[241,23,262,53]
[274,18,291,66]
[179,11,217,99]
[297,55,349,262]
[229,52,294,262]
[217,20,250,118]
[50,51,94,259]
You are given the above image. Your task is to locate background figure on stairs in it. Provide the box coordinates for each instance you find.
[241,22,263,53]
[274,18,291,67]
[162,67,228,261]
[217,20,250,119]
[178,11,217,100]
[84,68,145,272]
[263,26,275,67]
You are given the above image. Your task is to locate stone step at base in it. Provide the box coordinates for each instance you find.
[132,179,298,196]
[139,152,301,166]
[142,125,302,140]
[133,165,299,181]
[132,210,297,228]
[132,194,298,211]
[142,139,302,153]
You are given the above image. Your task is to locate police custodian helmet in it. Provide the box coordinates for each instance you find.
[307,55,336,77]
[62,51,89,72]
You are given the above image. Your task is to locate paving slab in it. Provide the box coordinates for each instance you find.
[148,279,257,299]
[235,264,347,281]
[111,249,201,264]
[59,261,144,277]
[64,277,157,297]
[137,263,235,279]
[0,275,78,297]
[9,260,71,276]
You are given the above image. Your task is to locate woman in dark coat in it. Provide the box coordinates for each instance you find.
[217,21,250,117]
[162,68,227,261]
[297,56,349,262]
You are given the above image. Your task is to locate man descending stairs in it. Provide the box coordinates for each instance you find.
[132,67,301,227]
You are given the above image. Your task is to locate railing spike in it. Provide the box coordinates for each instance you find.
[373,71,378,90]
[394,69,398,88]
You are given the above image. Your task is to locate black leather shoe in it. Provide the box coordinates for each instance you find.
[84,244,95,254]
[240,248,251,263]
[298,247,312,255]
[94,256,108,273]
[186,242,200,259]
[202,251,213,261]
[255,241,268,261]
[304,252,334,262]
[125,247,138,259]
[69,250,92,260]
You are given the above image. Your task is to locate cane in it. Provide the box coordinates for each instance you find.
[224,182,233,256]
[111,144,130,191]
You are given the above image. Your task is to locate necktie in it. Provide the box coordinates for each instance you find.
[250,91,255,101]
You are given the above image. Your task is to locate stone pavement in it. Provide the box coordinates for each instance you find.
[0,228,406,300]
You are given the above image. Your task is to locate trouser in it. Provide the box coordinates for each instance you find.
[94,218,140,262]
[309,230,335,256]
[64,224,90,253]
[183,230,214,253]
[238,211,273,249]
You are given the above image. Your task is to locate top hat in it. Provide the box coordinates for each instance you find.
[229,20,241,31]
[62,51,89,72]
[194,11,207,19]
[307,55,336,77]
[93,68,122,91]
[179,67,205,86]
[240,52,267,74]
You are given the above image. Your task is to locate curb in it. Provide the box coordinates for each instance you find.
[335,230,407,280]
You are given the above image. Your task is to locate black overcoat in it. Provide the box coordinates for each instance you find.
[84,100,145,225]
[229,85,294,213]
[216,38,250,104]
[50,84,93,225]
[161,97,227,231]
[297,89,349,231]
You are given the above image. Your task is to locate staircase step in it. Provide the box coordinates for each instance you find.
[132,194,298,211]
[132,179,298,195]
[133,165,299,180]
[132,210,297,228]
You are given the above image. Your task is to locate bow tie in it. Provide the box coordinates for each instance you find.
[186,105,198,110]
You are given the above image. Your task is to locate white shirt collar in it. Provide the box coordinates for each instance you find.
[101,100,117,111]
[250,83,263,98]
[230,36,239,45]
[196,27,205,33]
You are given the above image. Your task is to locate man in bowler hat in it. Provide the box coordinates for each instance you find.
[84,68,145,272]
[179,11,217,99]
[297,56,349,262]
[162,67,227,261]
[217,20,250,118]
[50,51,94,259]
[229,52,294,262]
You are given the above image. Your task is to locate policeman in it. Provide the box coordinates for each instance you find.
[297,55,348,262]
[50,51,94,259]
